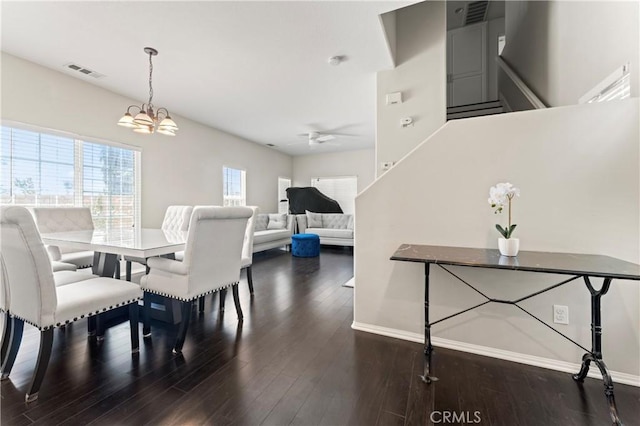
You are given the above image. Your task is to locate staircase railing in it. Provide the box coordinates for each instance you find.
[497,57,546,111]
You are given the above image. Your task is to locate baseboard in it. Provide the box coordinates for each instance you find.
[351,321,639,387]
[342,277,354,288]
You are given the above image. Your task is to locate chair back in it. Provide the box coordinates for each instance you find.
[182,206,252,297]
[0,254,8,312]
[241,207,259,267]
[32,207,94,255]
[1,206,57,326]
[161,206,193,231]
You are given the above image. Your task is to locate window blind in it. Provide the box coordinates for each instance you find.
[0,125,140,230]
[223,166,246,206]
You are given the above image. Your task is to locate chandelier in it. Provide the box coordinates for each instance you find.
[117,47,178,136]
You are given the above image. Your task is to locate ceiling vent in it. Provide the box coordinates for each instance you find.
[464,0,489,26]
[63,63,105,79]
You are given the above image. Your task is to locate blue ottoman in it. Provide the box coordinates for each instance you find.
[291,233,320,257]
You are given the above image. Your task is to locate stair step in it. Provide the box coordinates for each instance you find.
[447,107,504,120]
[447,100,502,114]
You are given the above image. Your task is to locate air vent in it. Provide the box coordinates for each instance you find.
[63,63,105,79]
[465,0,489,26]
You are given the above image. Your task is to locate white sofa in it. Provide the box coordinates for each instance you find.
[295,212,354,247]
[252,213,294,253]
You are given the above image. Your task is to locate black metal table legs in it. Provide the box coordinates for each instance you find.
[421,267,624,425]
[421,263,437,383]
[572,277,622,426]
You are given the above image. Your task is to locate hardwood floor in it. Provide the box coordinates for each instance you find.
[2,247,639,425]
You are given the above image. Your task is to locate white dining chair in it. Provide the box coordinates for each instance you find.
[124,205,193,280]
[0,206,142,402]
[1,259,96,369]
[217,206,258,312]
[31,207,95,269]
[51,261,78,272]
[140,206,251,354]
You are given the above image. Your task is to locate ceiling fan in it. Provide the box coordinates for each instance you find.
[305,131,336,145]
[289,131,339,149]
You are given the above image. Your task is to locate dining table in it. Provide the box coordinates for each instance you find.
[41,227,188,330]
[41,227,187,278]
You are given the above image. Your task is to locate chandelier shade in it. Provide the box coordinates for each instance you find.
[118,47,178,136]
[117,112,137,128]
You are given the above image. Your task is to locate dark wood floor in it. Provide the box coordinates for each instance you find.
[2,247,639,425]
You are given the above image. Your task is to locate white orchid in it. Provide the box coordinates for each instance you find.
[488,182,520,238]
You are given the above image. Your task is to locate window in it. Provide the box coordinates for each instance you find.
[311,176,358,214]
[1,125,141,230]
[278,177,291,214]
[223,166,246,206]
[82,142,137,229]
[580,63,631,104]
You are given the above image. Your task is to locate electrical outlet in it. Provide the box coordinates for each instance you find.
[553,305,569,324]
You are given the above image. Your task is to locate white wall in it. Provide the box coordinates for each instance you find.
[1,53,292,226]
[380,10,397,67]
[354,100,639,378]
[292,148,375,193]
[503,1,639,106]
[376,1,446,177]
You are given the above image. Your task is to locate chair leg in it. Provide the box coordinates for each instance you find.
[198,296,205,313]
[96,314,105,341]
[168,299,182,324]
[246,266,254,294]
[25,328,54,403]
[87,316,96,336]
[232,284,244,321]
[219,288,227,312]
[129,303,139,353]
[173,300,193,354]
[126,260,132,282]
[1,313,13,367]
[1,318,24,380]
[143,294,151,337]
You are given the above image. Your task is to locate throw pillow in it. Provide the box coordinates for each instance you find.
[254,214,269,232]
[305,210,323,228]
[267,213,287,230]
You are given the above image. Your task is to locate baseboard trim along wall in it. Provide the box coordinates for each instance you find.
[351,321,640,387]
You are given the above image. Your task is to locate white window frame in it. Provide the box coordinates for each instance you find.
[278,177,291,214]
[1,121,142,230]
[222,166,246,206]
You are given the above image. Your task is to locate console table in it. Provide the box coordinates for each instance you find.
[390,244,640,426]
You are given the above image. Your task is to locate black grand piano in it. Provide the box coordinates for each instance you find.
[286,187,343,214]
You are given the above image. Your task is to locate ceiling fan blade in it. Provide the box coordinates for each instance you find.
[316,134,335,142]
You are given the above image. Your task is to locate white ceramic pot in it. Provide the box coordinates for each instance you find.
[498,237,520,256]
